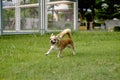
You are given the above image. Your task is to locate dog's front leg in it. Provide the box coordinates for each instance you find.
[45,45,55,56]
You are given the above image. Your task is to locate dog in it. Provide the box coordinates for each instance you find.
[45,28,76,58]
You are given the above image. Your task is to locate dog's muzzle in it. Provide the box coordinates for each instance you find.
[50,40,56,44]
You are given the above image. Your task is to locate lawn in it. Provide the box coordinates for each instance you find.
[0,31,120,80]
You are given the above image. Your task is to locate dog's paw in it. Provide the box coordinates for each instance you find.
[45,53,48,56]
[57,55,62,58]
[72,51,76,56]
[73,53,76,56]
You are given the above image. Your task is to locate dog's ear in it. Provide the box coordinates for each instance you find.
[56,34,61,40]
[56,34,60,38]
[51,33,54,36]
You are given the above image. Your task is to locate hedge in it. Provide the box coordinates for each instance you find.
[114,26,120,31]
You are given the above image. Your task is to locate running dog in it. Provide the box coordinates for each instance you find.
[45,29,75,58]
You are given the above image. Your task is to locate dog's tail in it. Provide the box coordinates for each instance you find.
[59,28,72,39]
[66,30,72,39]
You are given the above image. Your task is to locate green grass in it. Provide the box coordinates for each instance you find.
[0,31,120,80]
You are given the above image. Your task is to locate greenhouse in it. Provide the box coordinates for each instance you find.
[0,0,78,35]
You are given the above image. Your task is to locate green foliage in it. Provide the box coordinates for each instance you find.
[79,0,120,20]
[0,31,120,80]
[85,12,93,22]
[65,22,71,27]
[50,0,62,1]
[3,9,15,29]
[114,26,120,31]
[3,9,14,19]
[93,22,101,26]
[29,0,38,3]
[95,0,120,19]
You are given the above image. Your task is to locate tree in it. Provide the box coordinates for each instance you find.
[95,0,120,19]
[78,0,95,21]
[78,0,120,20]
[78,0,95,30]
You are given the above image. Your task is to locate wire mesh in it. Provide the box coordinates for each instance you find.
[21,7,39,30]
[47,3,74,30]
[3,9,15,30]
[3,0,39,31]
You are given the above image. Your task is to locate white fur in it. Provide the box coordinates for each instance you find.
[59,29,71,38]
[46,45,55,55]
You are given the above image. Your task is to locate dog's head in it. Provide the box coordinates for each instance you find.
[50,33,59,45]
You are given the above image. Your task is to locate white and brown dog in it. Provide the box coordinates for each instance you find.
[45,29,76,58]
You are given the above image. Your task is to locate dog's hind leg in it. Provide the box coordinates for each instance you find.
[57,50,62,58]
[69,45,76,55]
[72,48,76,55]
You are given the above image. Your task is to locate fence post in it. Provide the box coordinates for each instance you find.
[15,0,21,32]
[0,0,3,35]
[39,0,47,35]
[74,0,78,31]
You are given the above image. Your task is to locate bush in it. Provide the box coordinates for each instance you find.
[94,22,101,27]
[114,26,120,31]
